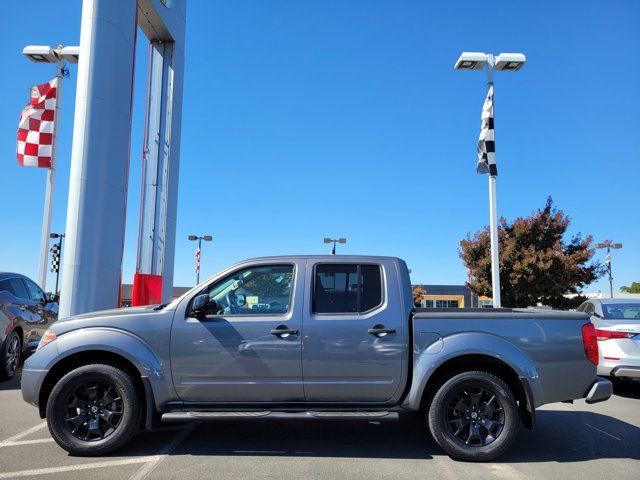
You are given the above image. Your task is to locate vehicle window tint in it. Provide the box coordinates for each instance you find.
[314,264,383,314]
[0,280,13,295]
[583,303,594,315]
[9,278,29,299]
[205,264,294,315]
[314,264,359,313]
[360,265,383,311]
[25,279,46,303]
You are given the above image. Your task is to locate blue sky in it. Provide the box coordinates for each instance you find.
[1,0,638,294]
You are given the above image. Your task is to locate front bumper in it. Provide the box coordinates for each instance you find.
[21,367,48,408]
[585,377,613,404]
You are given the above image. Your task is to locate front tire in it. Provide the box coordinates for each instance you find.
[427,370,519,462]
[46,364,141,456]
[0,331,21,381]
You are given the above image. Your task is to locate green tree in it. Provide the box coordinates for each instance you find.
[459,197,604,309]
[620,282,640,293]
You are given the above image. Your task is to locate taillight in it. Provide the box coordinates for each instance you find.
[582,323,599,365]
[595,329,637,341]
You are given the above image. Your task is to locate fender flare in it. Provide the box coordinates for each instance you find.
[36,327,173,412]
[404,331,543,418]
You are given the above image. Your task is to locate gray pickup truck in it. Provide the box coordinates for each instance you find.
[21,255,611,461]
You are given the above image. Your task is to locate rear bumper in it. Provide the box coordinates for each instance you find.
[585,377,613,404]
[610,366,640,379]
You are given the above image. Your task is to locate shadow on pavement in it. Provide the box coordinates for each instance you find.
[611,379,640,400]
[0,365,22,391]
[161,409,640,463]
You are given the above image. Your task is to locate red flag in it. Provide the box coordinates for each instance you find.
[16,77,58,168]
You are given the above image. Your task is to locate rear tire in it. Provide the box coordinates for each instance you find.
[0,331,21,381]
[427,370,519,462]
[46,364,141,456]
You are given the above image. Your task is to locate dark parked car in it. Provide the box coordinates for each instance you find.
[0,272,58,380]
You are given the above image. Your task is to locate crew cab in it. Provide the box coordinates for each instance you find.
[21,256,611,461]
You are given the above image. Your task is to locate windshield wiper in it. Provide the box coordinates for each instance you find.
[153,303,168,311]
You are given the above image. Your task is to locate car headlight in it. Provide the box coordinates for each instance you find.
[38,329,57,349]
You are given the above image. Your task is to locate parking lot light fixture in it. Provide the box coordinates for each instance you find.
[454,50,526,308]
[596,240,623,298]
[324,237,347,255]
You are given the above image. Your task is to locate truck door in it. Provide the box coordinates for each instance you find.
[171,261,305,402]
[302,260,405,403]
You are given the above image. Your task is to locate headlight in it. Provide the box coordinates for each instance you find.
[38,329,57,349]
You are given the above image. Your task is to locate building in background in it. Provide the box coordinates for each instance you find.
[413,284,492,308]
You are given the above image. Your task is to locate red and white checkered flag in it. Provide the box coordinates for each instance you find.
[16,77,58,169]
[195,246,201,275]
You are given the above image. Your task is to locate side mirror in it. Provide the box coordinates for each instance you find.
[191,294,211,319]
[236,293,246,307]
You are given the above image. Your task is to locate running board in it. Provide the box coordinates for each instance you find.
[161,410,399,423]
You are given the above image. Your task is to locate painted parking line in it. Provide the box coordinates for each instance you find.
[0,422,48,448]
[0,456,158,479]
[128,424,197,480]
[585,423,622,441]
[1,437,54,446]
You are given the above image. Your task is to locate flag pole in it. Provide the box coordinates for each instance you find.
[37,61,63,291]
[486,55,501,308]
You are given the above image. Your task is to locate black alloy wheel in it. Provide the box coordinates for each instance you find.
[0,331,21,381]
[5,333,21,378]
[427,370,519,462]
[46,364,141,456]
[445,385,505,446]
[63,380,124,441]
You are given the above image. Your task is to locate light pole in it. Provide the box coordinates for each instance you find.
[455,51,526,308]
[49,233,65,294]
[324,237,346,255]
[596,240,622,298]
[188,235,212,284]
[23,44,79,291]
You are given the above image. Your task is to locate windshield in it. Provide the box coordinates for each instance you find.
[602,303,640,320]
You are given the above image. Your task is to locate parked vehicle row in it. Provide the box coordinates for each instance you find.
[21,255,610,461]
[0,272,58,380]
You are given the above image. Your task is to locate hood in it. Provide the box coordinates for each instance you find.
[57,304,161,322]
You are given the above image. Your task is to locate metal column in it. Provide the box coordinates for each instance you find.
[59,0,138,318]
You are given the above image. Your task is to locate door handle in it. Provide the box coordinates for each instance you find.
[270,325,299,336]
[368,325,396,337]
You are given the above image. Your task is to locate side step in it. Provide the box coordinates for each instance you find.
[161,410,399,423]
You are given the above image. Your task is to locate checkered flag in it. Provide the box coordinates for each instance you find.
[16,77,58,168]
[477,84,497,176]
[195,246,201,275]
[50,243,61,273]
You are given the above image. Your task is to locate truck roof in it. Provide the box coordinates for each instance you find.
[241,255,405,263]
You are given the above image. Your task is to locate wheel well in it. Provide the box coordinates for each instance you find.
[421,354,534,430]
[12,326,23,346]
[38,350,147,423]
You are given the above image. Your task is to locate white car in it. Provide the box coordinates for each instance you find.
[578,299,640,380]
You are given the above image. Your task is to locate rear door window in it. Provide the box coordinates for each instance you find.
[0,280,13,295]
[314,264,383,314]
[9,278,30,299]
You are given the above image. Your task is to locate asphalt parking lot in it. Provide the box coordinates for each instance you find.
[1,367,639,480]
